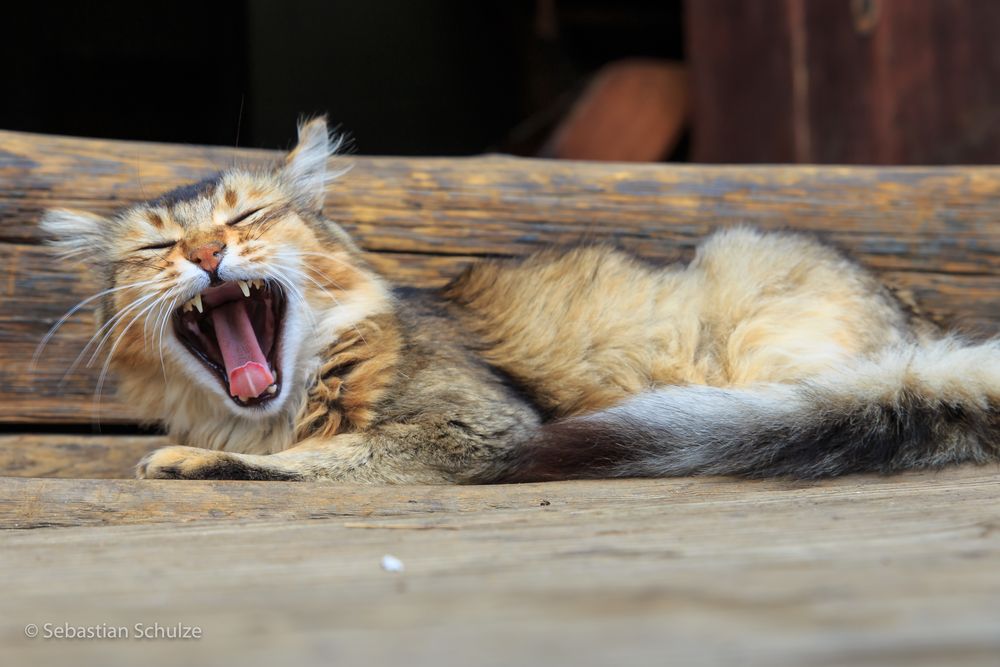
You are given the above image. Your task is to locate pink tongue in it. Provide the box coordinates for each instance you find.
[210,300,274,400]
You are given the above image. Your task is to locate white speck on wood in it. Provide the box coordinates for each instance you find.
[381,554,404,573]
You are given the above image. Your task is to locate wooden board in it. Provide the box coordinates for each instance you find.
[3,129,1000,423]
[0,434,165,479]
[687,0,1000,164]
[3,467,1000,666]
[0,463,996,529]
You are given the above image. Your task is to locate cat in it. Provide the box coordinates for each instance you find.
[40,117,1000,483]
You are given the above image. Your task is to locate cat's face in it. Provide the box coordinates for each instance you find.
[42,118,372,418]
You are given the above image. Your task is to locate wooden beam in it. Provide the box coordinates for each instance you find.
[3,129,1000,423]
[5,130,1000,272]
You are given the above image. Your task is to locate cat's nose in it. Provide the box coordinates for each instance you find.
[188,242,226,275]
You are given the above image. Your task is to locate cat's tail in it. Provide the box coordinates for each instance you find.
[498,337,1000,481]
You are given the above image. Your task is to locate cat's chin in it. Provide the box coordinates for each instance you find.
[172,278,289,412]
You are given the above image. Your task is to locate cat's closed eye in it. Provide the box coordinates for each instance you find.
[226,206,268,227]
[136,240,177,252]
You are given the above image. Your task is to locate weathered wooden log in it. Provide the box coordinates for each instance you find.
[3,129,1000,423]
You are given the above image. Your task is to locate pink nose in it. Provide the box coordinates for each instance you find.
[189,242,225,273]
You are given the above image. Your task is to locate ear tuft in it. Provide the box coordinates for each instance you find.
[40,209,111,264]
[281,116,348,211]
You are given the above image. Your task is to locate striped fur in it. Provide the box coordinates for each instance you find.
[499,338,1000,481]
[40,117,1000,484]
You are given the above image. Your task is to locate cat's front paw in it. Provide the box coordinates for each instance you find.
[136,446,228,480]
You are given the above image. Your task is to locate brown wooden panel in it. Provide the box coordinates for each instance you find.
[3,129,1000,423]
[687,0,1000,164]
[798,0,881,163]
[685,0,797,162]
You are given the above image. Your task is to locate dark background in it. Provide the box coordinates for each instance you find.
[5,1,1000,164]
[1,1,683,155]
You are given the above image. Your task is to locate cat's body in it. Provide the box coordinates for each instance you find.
[41,118,1000,483]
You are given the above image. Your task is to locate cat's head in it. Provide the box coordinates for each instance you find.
[41,117,384,419]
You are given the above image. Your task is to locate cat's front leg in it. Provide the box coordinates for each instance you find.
[136,446,307,481]
[136,434,387,483]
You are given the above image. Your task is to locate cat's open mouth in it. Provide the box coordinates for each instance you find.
[173,280,286,407]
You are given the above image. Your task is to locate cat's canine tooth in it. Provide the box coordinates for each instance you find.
[238,280,251,298]
[265,384,277,395]
[251,279,264,290]
[192,294,203,314]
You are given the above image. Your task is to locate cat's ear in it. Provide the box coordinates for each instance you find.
[40,208,111,265]
[281,116,346,211]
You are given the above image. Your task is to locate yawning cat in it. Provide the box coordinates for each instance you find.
[40,118,1000,483]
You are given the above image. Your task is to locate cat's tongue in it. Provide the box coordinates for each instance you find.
[210,300,274,401]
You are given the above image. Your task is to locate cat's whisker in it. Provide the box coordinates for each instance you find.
[272,263,344,307]
[142,285,176,350]
[270,262,369,347]
[260,268,313,324]
[90,292,169,369]
[269,253,346,295]
[155,290,181,381]
[58,291,163,387]
[295,253,365,290]
[92,289,180,424]
[266,265,337,327]
[296,262,349,293]
[87,293,169,428]
[32,277,165,371]
[83,291,164,369]
[146,285,181,345]
[295,250,360,278]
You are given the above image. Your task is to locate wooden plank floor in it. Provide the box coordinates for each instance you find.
[4,467,1000,666]
[4,130,1000,665]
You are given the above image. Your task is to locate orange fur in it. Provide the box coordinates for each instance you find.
[46,117,983,486]
[444,232,913,417]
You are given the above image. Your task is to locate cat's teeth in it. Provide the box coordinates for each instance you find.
[192,294,203,314]
[251,279,264,290]
[182,302,193,313]
[238,280,251,297]
[265,384,277,395]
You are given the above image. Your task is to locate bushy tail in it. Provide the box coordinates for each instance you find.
[500,338,1000,481]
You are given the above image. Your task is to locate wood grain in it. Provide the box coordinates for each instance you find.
[3,464,999,529]
[687,0,1000,164]
[0,434,166,479]
[3,129,1000,423]
[4,468,1000,666]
